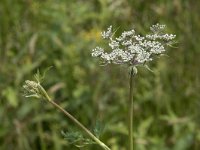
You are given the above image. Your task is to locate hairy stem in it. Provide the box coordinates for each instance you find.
[129,67,134,150]
[39,85,111,150]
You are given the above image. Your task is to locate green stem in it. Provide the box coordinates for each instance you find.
[39,85,111,150]
[129,67,134,150]
[49,100,110,150]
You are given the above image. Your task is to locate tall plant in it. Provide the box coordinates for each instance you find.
[91,24,176,150]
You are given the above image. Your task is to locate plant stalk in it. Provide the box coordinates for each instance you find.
[129,67,134,150]
[39,85,111,150]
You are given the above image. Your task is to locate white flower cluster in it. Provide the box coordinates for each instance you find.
[101,25,112,39]
[91,24,176,65]
[150,24,166,33]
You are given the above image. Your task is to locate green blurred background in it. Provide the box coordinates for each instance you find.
[0,0,200,150]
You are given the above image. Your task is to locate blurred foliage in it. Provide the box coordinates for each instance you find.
[0,0,200,149]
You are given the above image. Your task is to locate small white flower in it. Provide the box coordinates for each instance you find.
[101,25,112,39]
[122,40,132,46]
[150,23,166,33]
[91,47,104,57]
[92,24,176,66]
[109,39,119,49]
[117,30,135,41]
[134,35,145,41]
[136,50,152,63]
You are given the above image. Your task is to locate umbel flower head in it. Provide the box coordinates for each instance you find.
[23,69,52,101]
[23,80,42,98]
[91,24,176,67]
[23,79,51,101]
